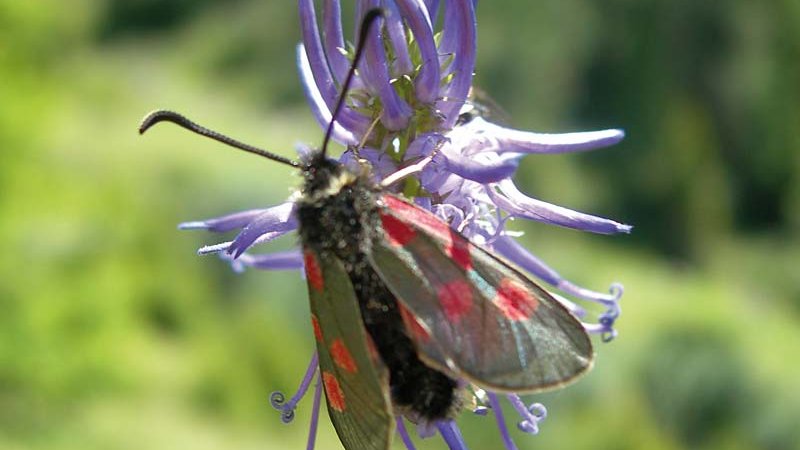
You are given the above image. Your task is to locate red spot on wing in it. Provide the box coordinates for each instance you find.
[494,278,539,321]
[322,371,346,412]
[382,195,450,241]
[380,212,416,247]
[445,231,472,270]
[311,314,323,342]
[383,195,472,271]
[330,338,358,373]
[398,302,431,343]
[303,250,324,291]
[437,280,473,323]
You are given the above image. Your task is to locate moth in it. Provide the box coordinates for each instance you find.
[140,9,592,450]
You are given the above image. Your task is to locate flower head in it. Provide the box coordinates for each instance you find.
[180,1,630,449]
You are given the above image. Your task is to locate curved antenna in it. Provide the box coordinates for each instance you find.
[321,8,384,158]
[139,110,303,168]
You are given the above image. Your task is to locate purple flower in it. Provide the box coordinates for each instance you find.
[181,1,630,449]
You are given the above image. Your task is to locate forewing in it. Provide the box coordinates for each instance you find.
[303,248,394,450]
[370,194,593,393]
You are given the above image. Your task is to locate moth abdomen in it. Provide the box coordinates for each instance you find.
[350,263,464,422]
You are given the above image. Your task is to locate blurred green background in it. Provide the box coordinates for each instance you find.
[2,1,798,449]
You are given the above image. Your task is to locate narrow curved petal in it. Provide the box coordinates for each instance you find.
[424,0,440,24]
[298,0,369,133]
[297,44,359,145]
[235,249,305,271]
[488,180,632,234]
[359,2,413,130]
[298,0,339,109]
[437,0,476,128]
[396,0,439,103]
[490,235,563,286]
[322,0,349,84]
[466,117,625,154]
[384,2,414,75]
[440,150,521,183]
[178,208,267,232]
[227,202,298,257]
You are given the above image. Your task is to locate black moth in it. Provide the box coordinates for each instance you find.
[140,9,593,450]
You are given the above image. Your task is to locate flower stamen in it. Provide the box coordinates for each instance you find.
[270,352,319,424]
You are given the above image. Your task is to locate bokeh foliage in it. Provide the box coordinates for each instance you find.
[1,1,798,449]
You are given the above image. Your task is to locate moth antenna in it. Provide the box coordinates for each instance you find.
[321,8,384,158]
[139,110,303,168]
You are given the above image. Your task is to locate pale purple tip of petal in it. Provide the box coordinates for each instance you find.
[227,202,298,258]
[489,180,633,235]
[178,209,269,232]
[198,241,233,255]
[178,221,208,230]
[487,392,518,450]
[472,118,626,154]
[397,417,418,450]
[436,420,469,450]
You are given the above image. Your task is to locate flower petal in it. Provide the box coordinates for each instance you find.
[435,420,468,450]
[384,2,414,75]
[178,209,267,232]
[227,201,298,257]
[234,249,305,271]
[440,149,521,183]
[321,0,349,84]
[487,392,518,450]
[489,180,632,234]
[424,0,440,24]
[358,2,413,130]
[396,417,418,450]
[396,0,439,103]
[297,44,359,146]
[466,117,626,154]
[298,0,369,133]
[437,0,476,128]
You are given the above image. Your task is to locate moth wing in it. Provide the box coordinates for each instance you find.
[303,248,394,450]
[370,194,593,393]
